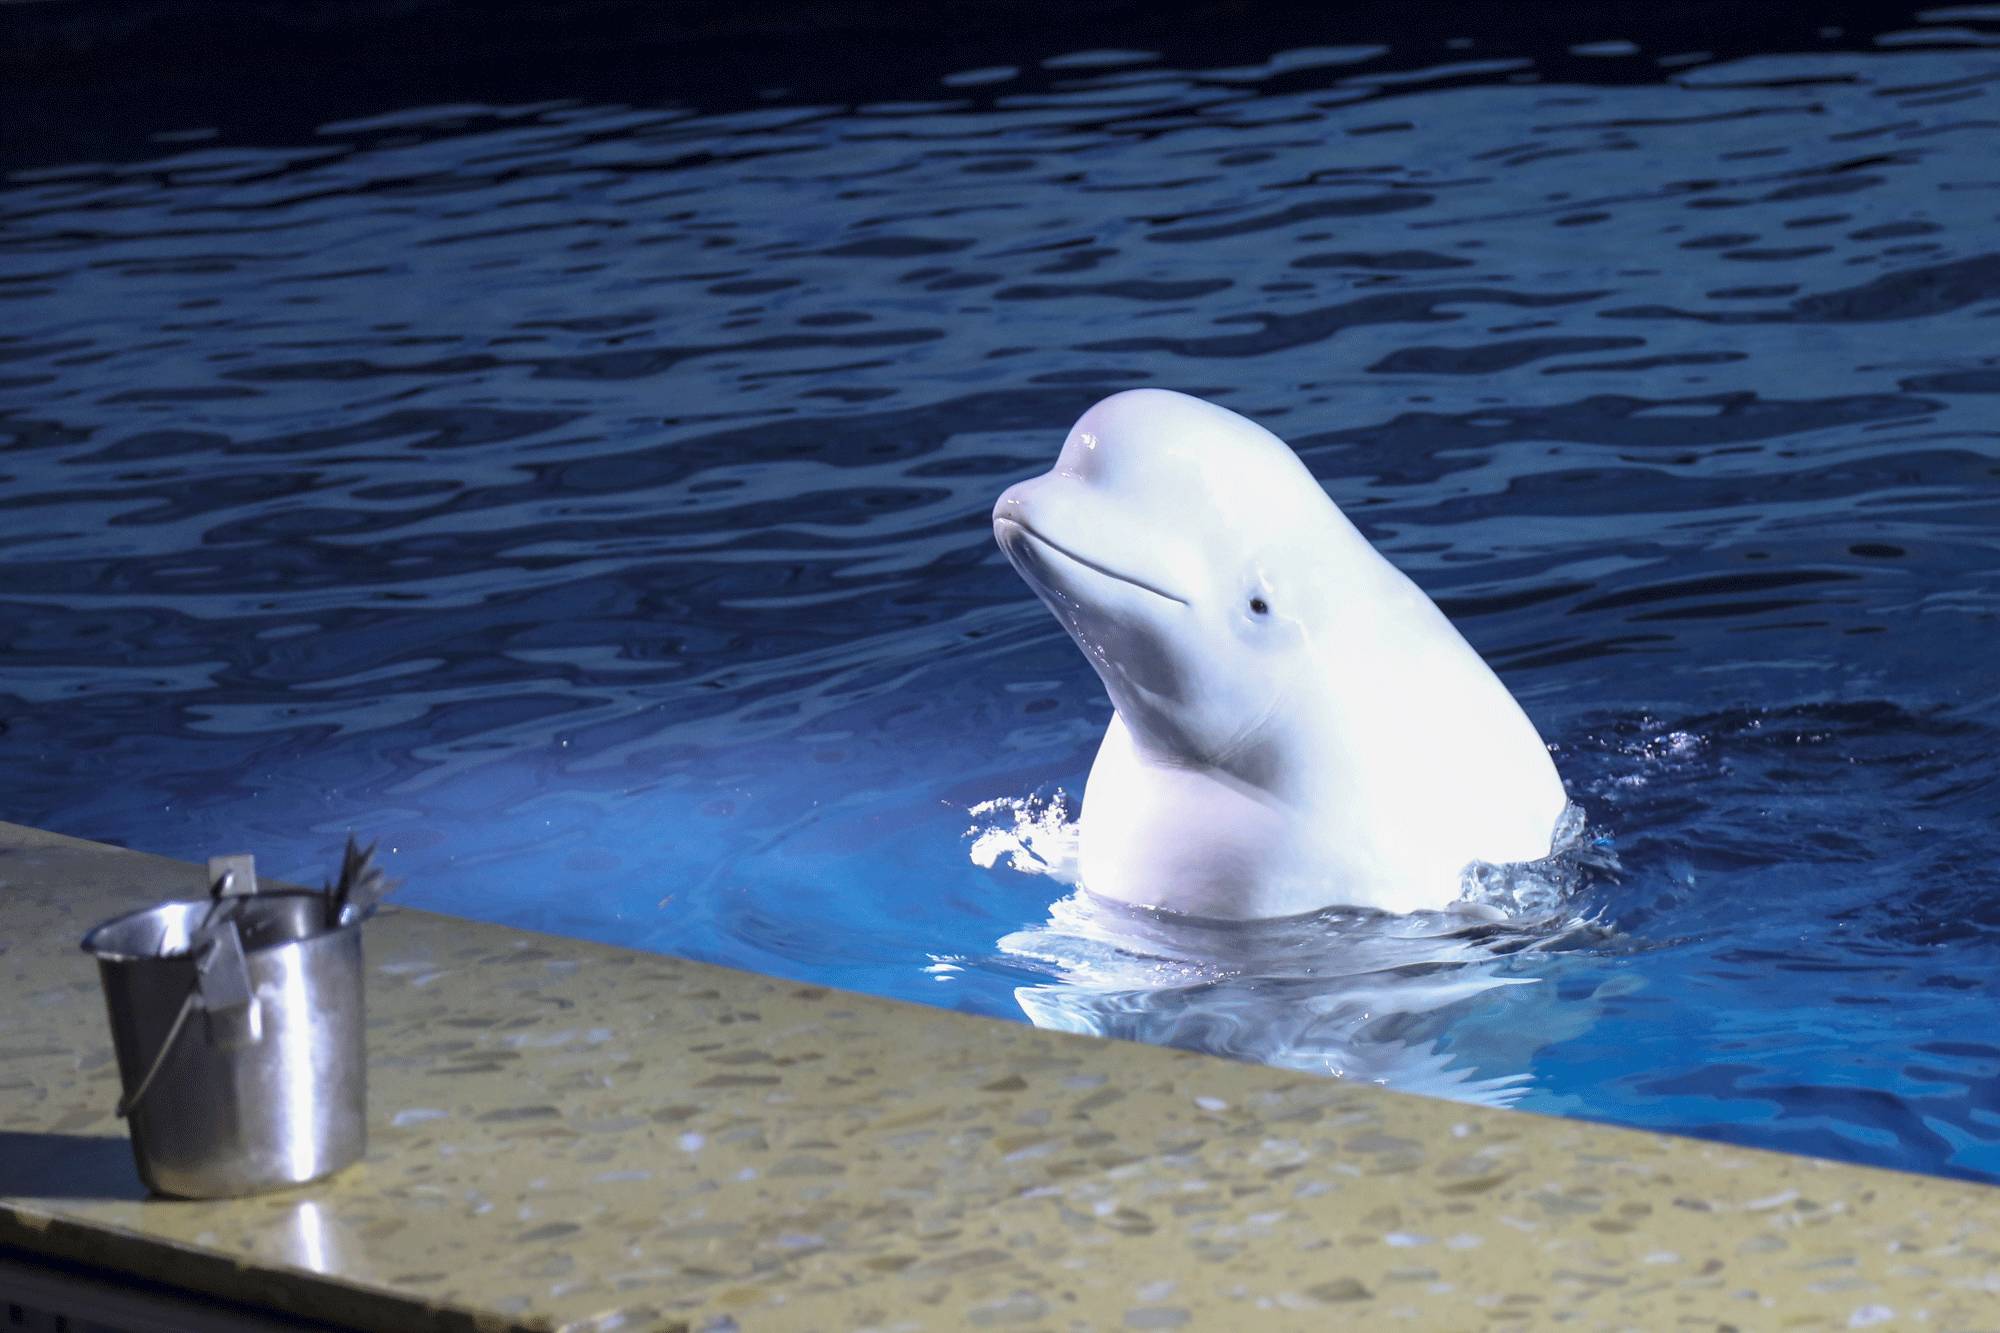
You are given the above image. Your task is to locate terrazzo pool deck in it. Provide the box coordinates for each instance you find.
[4,821,1999,1331]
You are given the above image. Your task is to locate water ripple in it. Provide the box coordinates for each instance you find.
[5,0,2000,1182]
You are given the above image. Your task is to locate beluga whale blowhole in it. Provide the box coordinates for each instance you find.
[992,388,1570,919]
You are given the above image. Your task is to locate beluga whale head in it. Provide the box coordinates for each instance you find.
[994,391,1331,776]
[994,388,1569,919]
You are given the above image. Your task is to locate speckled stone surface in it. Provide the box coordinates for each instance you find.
[5,822,2000,1332]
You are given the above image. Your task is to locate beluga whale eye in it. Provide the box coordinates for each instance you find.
[1249,597,1270,615]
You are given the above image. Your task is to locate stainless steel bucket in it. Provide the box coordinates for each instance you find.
[80,889,367,1199]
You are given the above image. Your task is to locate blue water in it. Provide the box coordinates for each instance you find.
[6,4,2000,1182]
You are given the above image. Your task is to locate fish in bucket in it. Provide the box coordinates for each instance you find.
[80,839,395,1199]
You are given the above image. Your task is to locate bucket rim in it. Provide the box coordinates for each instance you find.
[80,891,368,962]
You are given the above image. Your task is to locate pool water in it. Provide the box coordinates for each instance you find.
[6,2,2000,1183]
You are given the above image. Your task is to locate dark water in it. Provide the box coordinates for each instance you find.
[5,3,2000,1182]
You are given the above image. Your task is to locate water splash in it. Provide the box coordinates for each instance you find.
[965,788,1080,881]
[1457,800,1621,918]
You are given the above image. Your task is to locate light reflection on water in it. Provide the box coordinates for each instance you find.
[5,6,2000,1182]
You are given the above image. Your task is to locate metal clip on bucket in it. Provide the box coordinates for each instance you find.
[81,854,369,1199]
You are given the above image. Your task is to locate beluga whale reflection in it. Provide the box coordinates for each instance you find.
[993,388,1571,919]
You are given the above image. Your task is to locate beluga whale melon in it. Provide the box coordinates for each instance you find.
[992,388,1569,919]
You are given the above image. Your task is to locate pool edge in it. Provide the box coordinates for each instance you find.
[3,819,1995,1330]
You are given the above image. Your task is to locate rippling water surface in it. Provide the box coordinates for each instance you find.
[6,3,2000,1182]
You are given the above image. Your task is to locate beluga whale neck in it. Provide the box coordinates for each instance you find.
[993,388,1568,918]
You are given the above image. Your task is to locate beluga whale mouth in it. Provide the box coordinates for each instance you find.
[991,388,1573,920]
[994,516,1189,607]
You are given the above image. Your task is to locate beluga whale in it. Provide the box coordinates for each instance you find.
[992,388,1569,919]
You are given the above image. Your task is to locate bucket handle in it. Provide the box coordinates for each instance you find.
[114,921,263,1119]
[115,987,199,1118]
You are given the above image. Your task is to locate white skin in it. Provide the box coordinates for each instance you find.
[993,388,1568,918]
